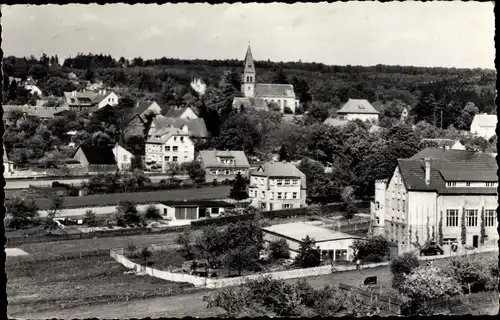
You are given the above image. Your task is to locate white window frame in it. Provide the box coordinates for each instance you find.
[446,209,459,227]
[277,192,282,199]
[466,209,478,227]
[485,210,496,227]
[277,180,283,186]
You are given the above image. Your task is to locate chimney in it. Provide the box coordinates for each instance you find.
[424,158,431,186]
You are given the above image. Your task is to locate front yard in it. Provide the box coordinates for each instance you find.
[6,255,205,315]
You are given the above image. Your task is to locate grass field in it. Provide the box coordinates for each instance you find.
[6,255,206,315]
[13,231,204,261]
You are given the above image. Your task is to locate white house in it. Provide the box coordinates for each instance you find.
[232,46,300,113]
[470,113,497,140]
[371,148,498,253]
[262,222,363,261]
[337,99,380,123]
[3,143,15,178]
[159,200,235,221]
[24,82,43,97]
[64,89,119,111]
[145,127,195,172]
[197,150,250,182]
[112,143,134,171]
[190,78,207,96]
[249,161,307,211]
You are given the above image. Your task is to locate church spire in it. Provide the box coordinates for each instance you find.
[243,44,255,74]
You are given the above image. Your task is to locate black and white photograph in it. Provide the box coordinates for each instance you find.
[1,2,498,318]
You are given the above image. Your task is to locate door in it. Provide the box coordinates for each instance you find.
[472,235,479,248]
[269,203,273,211]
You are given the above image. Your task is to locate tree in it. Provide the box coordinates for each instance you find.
[269,238,290,260]
[272,68,289,84]
[44,194,64,235]
[144,205,162,221]
[456,102,479,130]
[294,236,321,268]
[181,161,206,184]
[175,228,195,260]
[438,212,443,246]
[194,225,227,270]
[399,267,463,315]
[278,144,290,162]
[341,186,357,219]
[390,252,420,290]
[351,235,390,262]
[116,201,141,225]
[480,207,486,245]
[140,247,152,265]
[229,172,249,203]
[5,196,40,229]
[85,210,98,227]
[460,207,466,246]
[443,254,497,293]
[225,245,260,276]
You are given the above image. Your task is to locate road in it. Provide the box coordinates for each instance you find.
[5,174,186,189]
[13,253,496,319]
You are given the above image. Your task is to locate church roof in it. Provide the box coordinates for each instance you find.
[243,45,255,73]
[233,97,268,111]
[255,84,296,98]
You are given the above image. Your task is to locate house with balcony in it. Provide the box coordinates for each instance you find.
[197,150,250,182]
[148,115,208,140]
[249,161,307,211]
[64,89,119,112]
[371,148,498,253]
[145,127,195,172]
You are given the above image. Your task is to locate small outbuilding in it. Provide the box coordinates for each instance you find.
[262,222,363,262]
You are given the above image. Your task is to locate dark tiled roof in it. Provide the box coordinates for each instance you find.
[78,146,117,165]
[338,99,379,115]
[411,148,481,161]
[152,117,208,138]
[164,107,190,118]
[160,200,235,207]
[397,156,498,194]
[198,150,250,168]
[255,84,296,98]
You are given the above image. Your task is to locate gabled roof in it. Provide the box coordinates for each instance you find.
[338,99,379,115]
[233,97,268,111]
[75,145,117,165]
[152,116,208,138]
[323,117,349,127]
[263,222,360,243]
[198,150,250,168]
[146,127,189,144]
[251,161,306,187]
[135,101,157,116]
[471,114,497,128]
[255,84,296,98]
[114,142,134,155]
[164,107,193,118]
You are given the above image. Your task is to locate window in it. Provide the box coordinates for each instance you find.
[163,208,167,215]
[211,207,220,215]
[292,180,298,185]
[260,179,264,186]
[447,182,457,187]
[270,192,274,200]
[446,210,459,227]
[485,210,496,227]
[277,180,283,186]
[465,182,471,186]
[173,146,178,152]
[486,182,495,187]
[165,146,171,152]
[282,204,292,209]
[173,137,177,141]
[292,192,297,199]
[376,217,380,224]
[277,192,282,199]
[334,250,347,261]
[123,155,127,161]
[184,156,188,159]
[164,156,170,162]
[180,137,184,142]
[172,156,178,162]
[284,179,290,185]
[402,200,405,212]
[261,191,265,199]
[466,209,478,227]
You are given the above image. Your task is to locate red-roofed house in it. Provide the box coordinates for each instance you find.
[371,148,498,253]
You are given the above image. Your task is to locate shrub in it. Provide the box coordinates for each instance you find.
[144,205,162,221]
[269,239,290,260]
[294,236,321,268]
[284,106,293,114]
[212,179,218,186]
[443,255,498,293]
[351,235,390,262]
[84,210,98,227]
[390,252,420,289]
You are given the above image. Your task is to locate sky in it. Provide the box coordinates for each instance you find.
[1,2,495,69]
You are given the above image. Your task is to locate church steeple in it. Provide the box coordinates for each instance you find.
[243,44,255,74]
[242,44,256,98]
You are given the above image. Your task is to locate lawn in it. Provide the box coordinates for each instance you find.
[6,255,205,315]
[15,231,203,260]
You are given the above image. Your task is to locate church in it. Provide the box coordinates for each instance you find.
[232,46,300,113]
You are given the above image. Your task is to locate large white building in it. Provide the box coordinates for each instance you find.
[249,161,307,211]
[371,148,498,253]
[145,127,195,172]
[232,46,300,113]
[470,113,497,140]
[263,222,362,261]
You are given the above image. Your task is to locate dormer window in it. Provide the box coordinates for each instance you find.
[486,182,495,187]
[465,182,471,187]
[447,182,457,187]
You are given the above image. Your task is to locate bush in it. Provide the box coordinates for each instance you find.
[284,106,293,114]
[294,236,321,268]
[84,210,98,227]
[212,179,218,187]
[269,239,290,260]
[144,205,162,221]
[352,236,390,262]
[390,252,420,289]
[443,255,498,293]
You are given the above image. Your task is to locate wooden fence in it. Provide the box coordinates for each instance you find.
[338,282,403,312]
